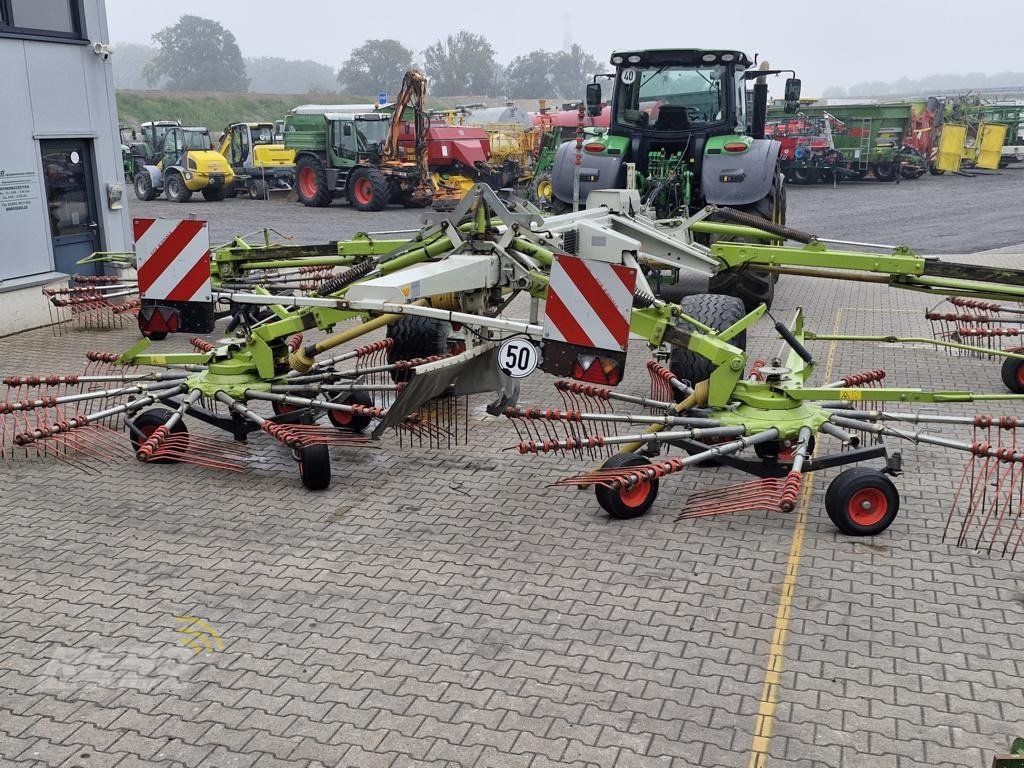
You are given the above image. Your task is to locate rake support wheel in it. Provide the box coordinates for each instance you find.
[1000,353,1024,394]
[130,408,188,464]
[824,467,899,536]
[298,444,331,490]
[327,390,374,433]
[595,453,659,519]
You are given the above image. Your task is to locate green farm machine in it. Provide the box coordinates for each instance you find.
[9,181,1024,558]
[284,71,433,211]
[546,48,802,311]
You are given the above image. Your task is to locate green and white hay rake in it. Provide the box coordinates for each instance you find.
[6,185,1024,556]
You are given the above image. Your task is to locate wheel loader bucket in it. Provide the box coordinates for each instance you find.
[936,123,967,172]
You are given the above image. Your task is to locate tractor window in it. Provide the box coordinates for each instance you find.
[615,65,728,131]
[353,119,389,152]
[182,132,212,150]
[253,126,274,145]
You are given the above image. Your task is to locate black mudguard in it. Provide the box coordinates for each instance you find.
[701,139,781,206]
[550,140,625,206]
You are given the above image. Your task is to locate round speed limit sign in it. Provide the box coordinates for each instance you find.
[498,339,539,378]
[620,68,637,85]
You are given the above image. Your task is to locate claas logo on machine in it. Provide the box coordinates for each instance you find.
[540,254,636,386]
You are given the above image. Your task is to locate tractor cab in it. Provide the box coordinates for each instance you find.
[549,48,800,221]
[331,113,391,164]
[160,126,214,168]
[219,122,296,198]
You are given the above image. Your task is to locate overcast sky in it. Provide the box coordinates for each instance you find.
[105,0,1019,96]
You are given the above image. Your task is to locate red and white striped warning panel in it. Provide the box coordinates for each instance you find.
[543,254,637,352]
[133,218,212,303]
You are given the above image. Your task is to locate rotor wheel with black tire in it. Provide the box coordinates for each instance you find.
[295,155,332,207]
[327,390,374,433]
[595,453,660,519]
[788,166,818,184]
[1000,351,1024,393]
[165,172,192,203]
[386,315,450,382]
[706,170,783,311]
[247,179,267,200]
[668,293,747,391]
[824,467,899,536]
[129,408,188,464]
[133,171,157,201]
[298,444,331,490]
[347,167,391,211]
[929,164,946,176]
[202,185,225,202]
[872,160,897,182]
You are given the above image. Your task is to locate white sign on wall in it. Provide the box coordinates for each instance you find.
[0,170,40,214]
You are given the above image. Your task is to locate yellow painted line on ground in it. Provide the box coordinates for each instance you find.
[747,308,845,768]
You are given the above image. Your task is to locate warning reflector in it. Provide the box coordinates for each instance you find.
[133,218,212,303]
[543,254,636,352]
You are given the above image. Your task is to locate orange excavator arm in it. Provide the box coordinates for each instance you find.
[380,70,433,202]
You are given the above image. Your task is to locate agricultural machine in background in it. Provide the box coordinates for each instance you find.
[547,48,802,311]
[218,122,295,199]
[12,184,1024,560]
[284,71,434,211]
[133,125,235,203]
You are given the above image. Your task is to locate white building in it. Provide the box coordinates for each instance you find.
[0,0,129,335]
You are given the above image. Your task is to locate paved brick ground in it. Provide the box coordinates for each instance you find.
[1,243,1023,767]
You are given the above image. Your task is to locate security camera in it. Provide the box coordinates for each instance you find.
[92,42,113,60]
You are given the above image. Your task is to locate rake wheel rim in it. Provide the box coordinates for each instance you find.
[848,487,888,526]
[618,480,652,508]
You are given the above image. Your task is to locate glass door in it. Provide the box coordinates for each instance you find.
[40,139,101,275]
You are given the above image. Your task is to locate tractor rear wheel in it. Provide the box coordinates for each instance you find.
[825,467,899,536]
[347,168,391,211]
[706,170,783,311]
[165,173,192,203]
[386,316,450,382]
[595,453,659,519]
[133,171,157,201]
[295,155,332,207]
[668,293,747,390]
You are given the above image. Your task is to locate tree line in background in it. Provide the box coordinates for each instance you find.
[118,15,599,100]
[823,71,1024,98]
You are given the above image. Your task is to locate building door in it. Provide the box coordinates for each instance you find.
[40,139,102,276]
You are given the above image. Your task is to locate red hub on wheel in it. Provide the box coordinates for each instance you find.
[352,177,373,206]
[618,480,652,510]
[847,487,888,527]
[298,166,317,199]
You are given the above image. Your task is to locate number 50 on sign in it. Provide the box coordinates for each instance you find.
[498,339,539,378]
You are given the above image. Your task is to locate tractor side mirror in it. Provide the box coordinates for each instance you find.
[783,77,802,113]
[586,83,602,118]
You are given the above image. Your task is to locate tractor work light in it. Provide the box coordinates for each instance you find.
[720,53,735,62]
[611,55,624,64]
[702,53,718,63]
[627,55,642,63]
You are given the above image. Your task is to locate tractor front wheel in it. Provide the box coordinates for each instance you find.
[295,156,332,207]
[298,444,331,490]
[386,316,450,381]
[825,467,899,536]
[669,293,746,391]
[347,168,391,211]
[165,173,192,203]
[706,170,782,311]
[595,453,659,519]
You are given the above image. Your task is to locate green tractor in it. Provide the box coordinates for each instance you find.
[547,48,801,310]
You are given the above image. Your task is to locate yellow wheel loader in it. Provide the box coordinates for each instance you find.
[133,126,235,203]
